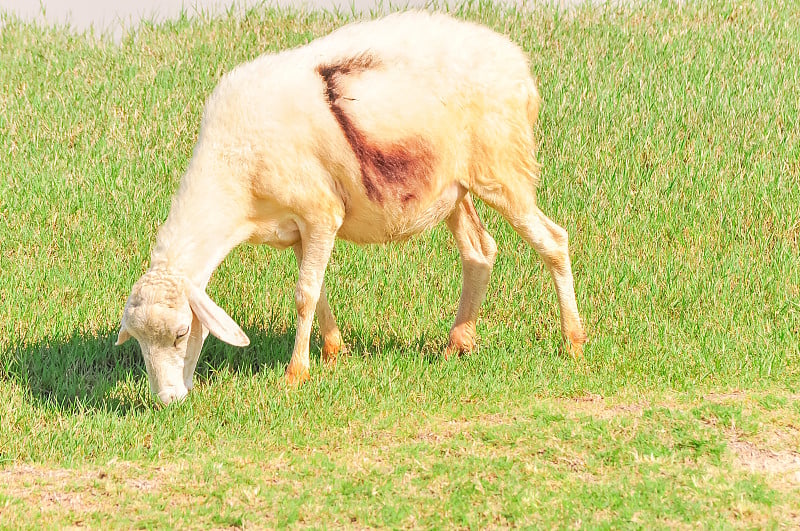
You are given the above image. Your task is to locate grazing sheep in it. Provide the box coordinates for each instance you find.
[117,11,587,404]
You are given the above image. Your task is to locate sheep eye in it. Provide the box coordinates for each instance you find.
[174,327,190,346]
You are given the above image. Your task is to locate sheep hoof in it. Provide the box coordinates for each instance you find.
[444,344,473,360]
[444,339,475,360]
[322,332,344,365]
[285,364,310,386]
[564,330,587,361]
[445,324,476,360]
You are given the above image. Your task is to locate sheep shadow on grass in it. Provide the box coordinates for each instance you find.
[7,327,300,414]
[7,321,448,414]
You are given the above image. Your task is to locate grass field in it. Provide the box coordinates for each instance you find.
[1,0,799,527]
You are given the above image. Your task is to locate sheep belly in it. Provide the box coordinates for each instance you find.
[335,181,466,244]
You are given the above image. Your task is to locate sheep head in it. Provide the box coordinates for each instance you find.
[116,270,249,404]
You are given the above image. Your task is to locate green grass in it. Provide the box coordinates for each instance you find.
[1,0,799,527]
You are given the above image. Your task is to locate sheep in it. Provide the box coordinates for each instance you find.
[116,11,587,404]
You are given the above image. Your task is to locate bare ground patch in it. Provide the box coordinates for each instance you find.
[564,392,646,419]
[0,459,287,527]
[0,462,179,520]
[728,438,800,527]
[729,440,800,489]
[1,465,107,513]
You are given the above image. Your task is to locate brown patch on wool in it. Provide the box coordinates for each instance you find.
[316,54,436,204]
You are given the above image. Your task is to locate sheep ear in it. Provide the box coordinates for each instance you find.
[187,285,250,347]
[115,326,132,346]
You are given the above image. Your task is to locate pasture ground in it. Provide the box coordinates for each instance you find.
[1,0,798,527]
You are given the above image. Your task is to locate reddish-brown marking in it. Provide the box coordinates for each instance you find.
[317,54,436,204]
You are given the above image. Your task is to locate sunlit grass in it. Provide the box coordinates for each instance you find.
[0,0,798,527]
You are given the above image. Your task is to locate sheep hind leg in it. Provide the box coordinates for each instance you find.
[444,193,498,359]
[286,233,337,385]
[473,179,587,359]
[292,243,343,365]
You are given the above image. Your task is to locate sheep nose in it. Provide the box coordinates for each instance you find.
[157,387,189,405]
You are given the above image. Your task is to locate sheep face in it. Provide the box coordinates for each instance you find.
[117,270,249,404]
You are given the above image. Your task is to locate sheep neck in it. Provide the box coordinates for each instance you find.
[148,174,247,289]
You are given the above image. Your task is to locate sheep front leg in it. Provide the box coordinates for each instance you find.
[292,242,343,364]
[286,232,337,385]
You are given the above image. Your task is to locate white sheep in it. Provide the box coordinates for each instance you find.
[116,11,587,404]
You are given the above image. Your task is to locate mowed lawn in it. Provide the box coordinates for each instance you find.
[1,0,799,527]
